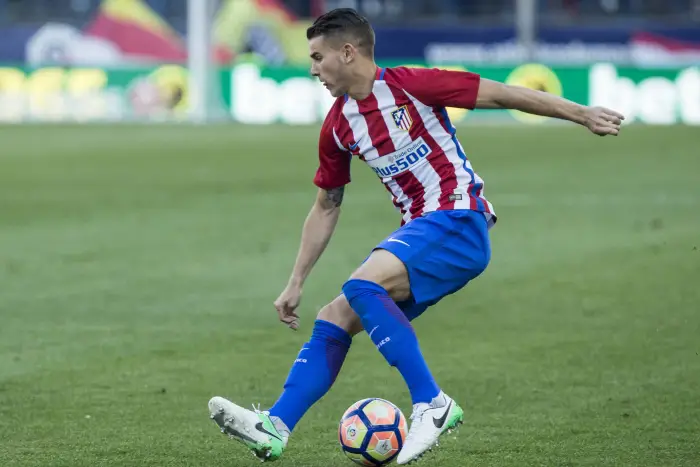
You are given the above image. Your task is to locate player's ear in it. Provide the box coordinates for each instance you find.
[342,44,354,63]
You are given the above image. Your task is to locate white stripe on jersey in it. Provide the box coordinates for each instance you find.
[342,99,379,160]
[372,81,412,150]
[386,178,412,216]
[412,163,442,214]
[404,90,479,212]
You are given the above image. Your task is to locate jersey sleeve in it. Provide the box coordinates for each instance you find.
[313,109,351,190]
[387,67,481,110]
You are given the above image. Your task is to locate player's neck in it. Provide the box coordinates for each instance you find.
[346,61,379,101]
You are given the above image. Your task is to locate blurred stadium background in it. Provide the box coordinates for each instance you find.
[0,0,699,124]
[1,2,698,466]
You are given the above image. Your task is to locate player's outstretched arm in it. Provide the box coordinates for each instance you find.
[273,186,345,330]
[474,78,625,136]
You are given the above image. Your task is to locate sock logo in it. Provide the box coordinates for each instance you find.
[376,337,391,350]
[295,347,309,363]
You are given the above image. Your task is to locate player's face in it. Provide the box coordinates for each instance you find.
[309,36,351,98]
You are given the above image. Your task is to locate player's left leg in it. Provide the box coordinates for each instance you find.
[343,209,491,464]
[343,250,441,405]
[342,250,464,465]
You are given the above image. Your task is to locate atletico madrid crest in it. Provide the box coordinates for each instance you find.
[391,106,413,131]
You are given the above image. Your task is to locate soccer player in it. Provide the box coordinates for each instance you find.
[208,8,624,464]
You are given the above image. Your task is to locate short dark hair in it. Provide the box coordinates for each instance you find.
[306,8,375,57]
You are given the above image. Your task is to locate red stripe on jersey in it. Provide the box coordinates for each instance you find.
[335,109,354,152]
[434,162,459,210]
[398,171,426,218]
[387,85,459,213]
[469,182,479,210]
[356,93,396,156]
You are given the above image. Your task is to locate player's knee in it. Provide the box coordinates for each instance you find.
[341,278,387,304]
[349,249,410,297]
[317,295,363,336]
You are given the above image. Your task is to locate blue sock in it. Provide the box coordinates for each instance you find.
[269,319,351,431]
[342,279,440,404]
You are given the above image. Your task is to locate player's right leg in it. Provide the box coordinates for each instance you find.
[208,295,362,462]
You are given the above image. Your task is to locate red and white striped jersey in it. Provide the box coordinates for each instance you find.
[313,66,496,227]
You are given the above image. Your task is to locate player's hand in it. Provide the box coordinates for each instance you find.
[273,284,302,331]
[583,106,625,136]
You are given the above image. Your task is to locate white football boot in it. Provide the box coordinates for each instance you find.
[396,392,464,465]
[208,396,290,462]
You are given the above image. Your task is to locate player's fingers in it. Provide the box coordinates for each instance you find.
[603,113,622,125]
[280,311,298,327]
[607,119,621,133]
[279,306,299,320]
[285,310,300,320]
[607,108,625,120]
[598,118,620,132]
[276,304,290,318]
[605,111,622,124]
[600,126,619,136]
[280,314,296,324]
[592,124,614,136]
[274,298,295,312]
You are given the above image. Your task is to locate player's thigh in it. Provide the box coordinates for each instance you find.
[317,294,364,336]
[348,248,411,303]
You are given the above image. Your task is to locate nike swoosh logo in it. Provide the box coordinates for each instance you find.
[433,400,453,429]
[368,326,379,338]
[387,238,410,247]
[256,422,283,442]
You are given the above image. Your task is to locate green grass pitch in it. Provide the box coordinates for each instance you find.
[0,123,698,466]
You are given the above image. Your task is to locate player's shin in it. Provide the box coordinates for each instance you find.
[342,279,440,405]
[268,319,351,431]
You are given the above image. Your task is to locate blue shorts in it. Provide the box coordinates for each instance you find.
[372,210,491,321]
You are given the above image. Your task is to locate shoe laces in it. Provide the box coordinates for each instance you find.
[409,402,430,422]
[252,404,290,442]
[251,403,269,416]
[405,403,430,444]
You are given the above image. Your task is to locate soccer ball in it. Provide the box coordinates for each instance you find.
[338,398,408,466]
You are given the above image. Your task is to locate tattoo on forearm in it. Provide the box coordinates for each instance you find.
[325,186,345,207]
